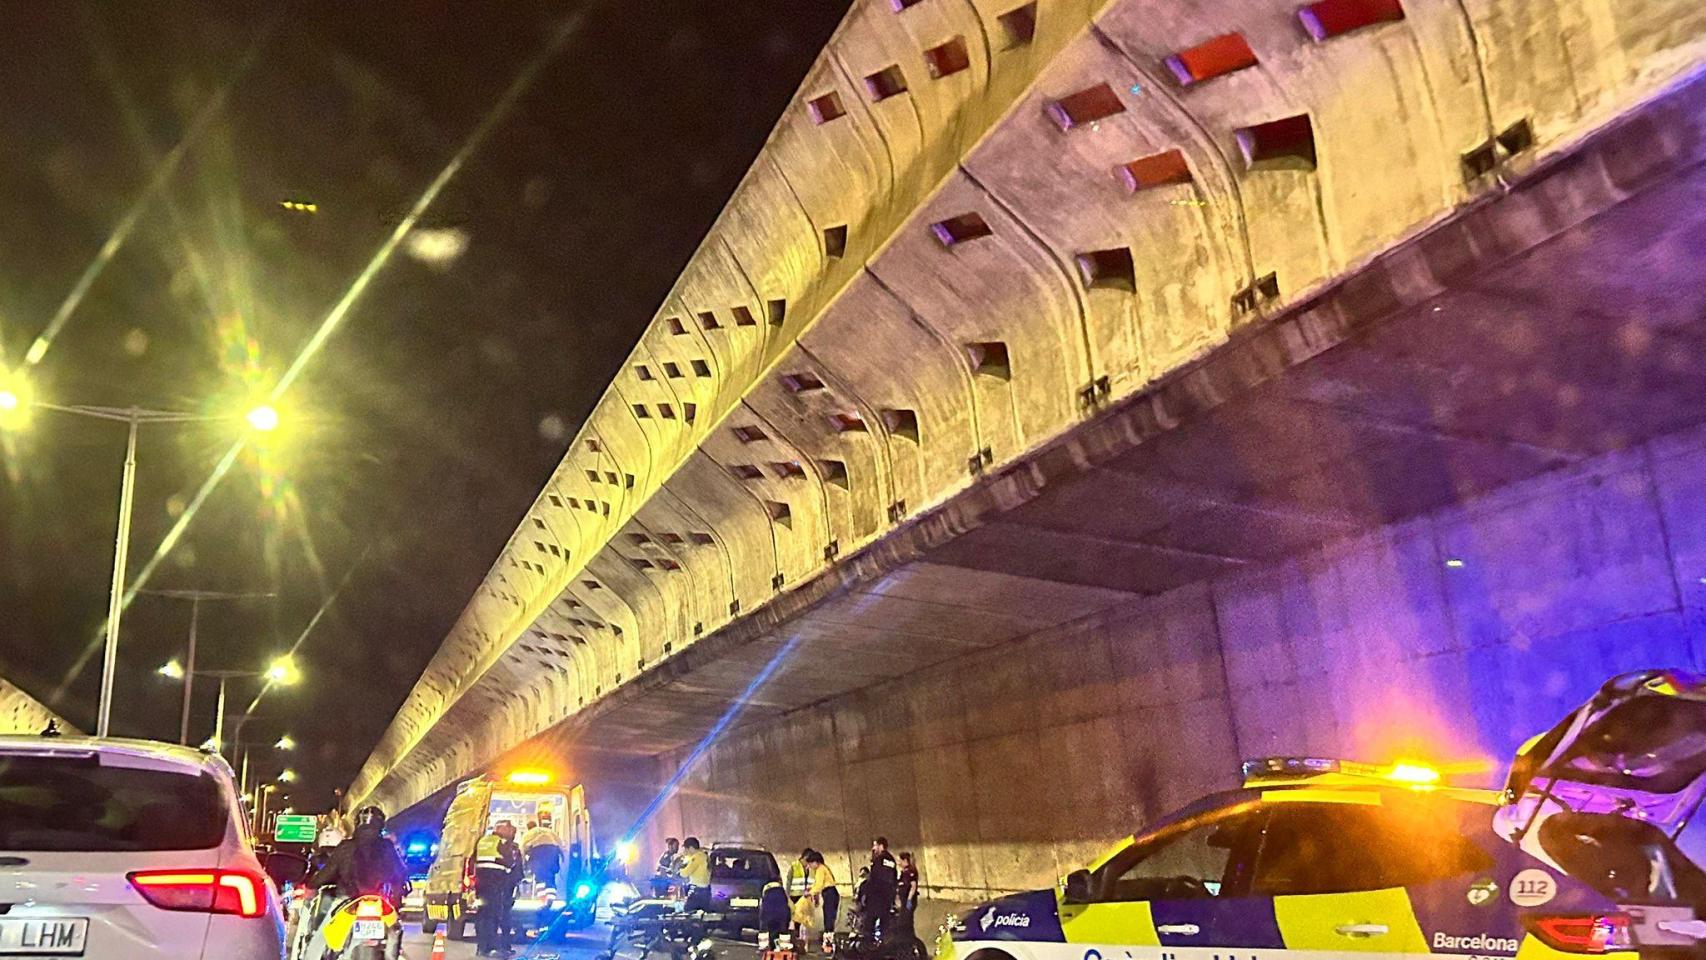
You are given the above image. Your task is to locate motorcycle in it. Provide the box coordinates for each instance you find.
[1497,669,1706,953]
[289,889,404,960]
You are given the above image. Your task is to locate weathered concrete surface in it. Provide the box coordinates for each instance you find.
[349,0,1706,818]
[649,418,1706,929]
[0,676,74,735]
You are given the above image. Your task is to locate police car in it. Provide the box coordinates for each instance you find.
[937,758,1636,960]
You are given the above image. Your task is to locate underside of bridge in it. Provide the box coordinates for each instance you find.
[352,0,1706,913]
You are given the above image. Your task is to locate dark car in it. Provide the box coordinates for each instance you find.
[708,844,780,935]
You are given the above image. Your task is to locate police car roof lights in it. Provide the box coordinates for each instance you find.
[1241,757,1341,782]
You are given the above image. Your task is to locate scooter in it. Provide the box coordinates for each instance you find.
[1497,669,1706,953]
[290,889,404,960]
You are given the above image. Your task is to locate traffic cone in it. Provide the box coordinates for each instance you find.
[430,929,447,960]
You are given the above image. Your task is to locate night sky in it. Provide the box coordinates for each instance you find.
[0,0,849,811]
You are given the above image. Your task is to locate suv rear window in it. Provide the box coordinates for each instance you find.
[712,850,780,881]
[0,755,227,851]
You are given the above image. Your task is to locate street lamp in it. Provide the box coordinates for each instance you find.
[140,587,276,745]
[0,372,284,737]
[157,655,301,758]
[279,768,297,783]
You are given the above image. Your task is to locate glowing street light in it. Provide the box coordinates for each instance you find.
[157,659,186,680]
[278,768,297,784]
[275,735,296,751]
[0,374,292,737]
[245,404,280,433]
[265,656,300,686]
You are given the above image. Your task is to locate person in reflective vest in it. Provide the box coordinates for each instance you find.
[474,821,523,957]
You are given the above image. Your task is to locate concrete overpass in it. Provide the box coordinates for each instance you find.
[352,0,1706,915]
[0,676,74,735]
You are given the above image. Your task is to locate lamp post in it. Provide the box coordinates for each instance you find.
[139,588,275,745]
[0,379,281,738]
[158,655,299,759]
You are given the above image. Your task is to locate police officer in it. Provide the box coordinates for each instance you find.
[474,820,523,958]
[860,837,898,944]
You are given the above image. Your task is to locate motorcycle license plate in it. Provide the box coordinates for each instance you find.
[352,919,386,941]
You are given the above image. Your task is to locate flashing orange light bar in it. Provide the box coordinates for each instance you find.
[1383,761,1442,786]
[507,770,552,785]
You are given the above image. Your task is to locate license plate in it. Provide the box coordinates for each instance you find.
[730,898,758,908]
[0,918,88,956]
[351,919,386,941]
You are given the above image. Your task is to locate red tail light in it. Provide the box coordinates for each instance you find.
[1524,914,1631,953]
[128,869,266,919]
[356,897,385,919]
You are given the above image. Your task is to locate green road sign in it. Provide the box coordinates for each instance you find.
[274,814,317,844]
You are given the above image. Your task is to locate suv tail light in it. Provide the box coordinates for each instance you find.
[128,869,266,919]
[1524,914,1632,953]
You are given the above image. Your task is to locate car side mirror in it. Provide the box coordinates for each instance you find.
[1063,869,1094,904]
[263,851,309,889]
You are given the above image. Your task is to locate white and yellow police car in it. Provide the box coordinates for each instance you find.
[937,758,1636,960]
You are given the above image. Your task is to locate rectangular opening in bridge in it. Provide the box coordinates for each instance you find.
[691,358,712,377]
[967,341,1011,379]
[770,460,807,479]
[1165,33,1258,85]
[659,403,676,419]
[631,558,655,571]
[697,310,720,330]
[732,305,758,327]
[689,532,715,545]
[683,402,697,424]
[582,580,602,590]
[586,438,602,452]
[764,500,793,528]
[807,91,846,124]
[998,3,1037,48]
[605,471,619,485]
[566,497,580,509]
[931,212,993,247]
[660,532,685,545]
[820,459,849,488]
[658,559,681,571]
[882,408,921,441]
[663,361,683,379]
[1118,149,1193,192]
[731,463,765,480]
[1497,118,1533,156]
[924,37,971,79]
[1047,83,1124,131]
[732,424,767,443]
[628,533,651,546]
[666,317,687,336]
[782,371,826,393]
[767,299,787,326]
[585,469,600,484]
[891,0,924,9]
[864,65,908,101]
[1236,114,1316,170]
[1075,247,1136,291]
[634,364,655,381]
[1299,0,1405,41]
[533,517,546,530]
[824,224,848,259]
[548,494,562,507]
[829,411,867,433]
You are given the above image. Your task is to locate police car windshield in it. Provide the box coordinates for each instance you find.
[1556,697,1706,793]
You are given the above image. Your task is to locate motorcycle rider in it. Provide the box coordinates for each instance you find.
[300,806,410,957]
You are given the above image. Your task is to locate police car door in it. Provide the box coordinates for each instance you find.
[1061,799,1269,960]
[1254,798,1453,960]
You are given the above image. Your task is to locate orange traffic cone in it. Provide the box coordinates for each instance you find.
[430,929,447,960]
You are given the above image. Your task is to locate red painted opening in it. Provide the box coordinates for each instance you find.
[1047,83,1125,130]
[864,65,908,101]
[1164,33,1258,85]
[1117,149,1193,192]
[807,91,846,124]
[924,37,972,79]
[1299,0,1405,41]
[931,212,993,247]
[1236,114,1316,169]
[998,3,1037,47]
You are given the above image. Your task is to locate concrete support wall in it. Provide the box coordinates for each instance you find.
[650,419,1706,926]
